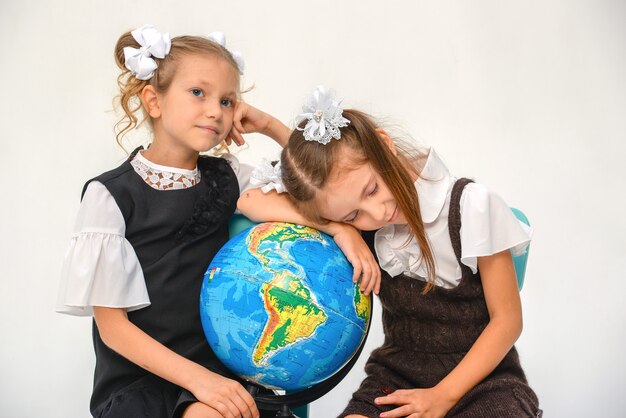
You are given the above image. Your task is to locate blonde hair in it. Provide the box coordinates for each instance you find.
[281,109,437,292]
[113,32,242,149]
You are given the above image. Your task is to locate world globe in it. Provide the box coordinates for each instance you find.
[200,221,371,393]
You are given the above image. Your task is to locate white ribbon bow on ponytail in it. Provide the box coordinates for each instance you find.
[206,31,246,74]
[296,86,350,145]
[123,25,171,80]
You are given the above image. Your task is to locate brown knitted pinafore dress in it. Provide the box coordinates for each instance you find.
[339,179,541,418]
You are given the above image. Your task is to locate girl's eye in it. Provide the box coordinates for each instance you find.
[368,184,378,196]
[191,89,204,97]
[221,98,233,108]
[346,211,360,223]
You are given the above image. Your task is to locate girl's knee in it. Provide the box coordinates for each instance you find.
[181,402,221,418]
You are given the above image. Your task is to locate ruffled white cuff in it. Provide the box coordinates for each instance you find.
[459,183,533,274]
[56,232,150,316]
[56,181,150,316]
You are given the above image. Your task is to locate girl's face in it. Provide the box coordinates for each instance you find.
[151,54,238,155]
[315,148,407,231]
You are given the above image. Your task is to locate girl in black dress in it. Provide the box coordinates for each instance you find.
[57,25,290,418]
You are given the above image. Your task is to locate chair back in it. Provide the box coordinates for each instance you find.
[510,208,530,290]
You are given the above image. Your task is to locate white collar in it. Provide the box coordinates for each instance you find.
[373,148,453,282]
[415,148,452,224]
[134,150,199,176]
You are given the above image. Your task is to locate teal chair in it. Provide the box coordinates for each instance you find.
[229,213,259,237]
[510,208,531,290]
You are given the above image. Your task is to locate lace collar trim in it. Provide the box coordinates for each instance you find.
[131,151,201,190]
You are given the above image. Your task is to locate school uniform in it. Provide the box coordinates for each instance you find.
[339,149,542,417]
[57,148,271,418]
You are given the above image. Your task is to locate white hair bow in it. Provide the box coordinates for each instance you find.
[123,25,171,80]
[250,159,286,194]
[296,86,350,145]
[206,31,246,75]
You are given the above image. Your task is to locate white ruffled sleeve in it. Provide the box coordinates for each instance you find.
[56,182,150,316]
[459,183,533,273]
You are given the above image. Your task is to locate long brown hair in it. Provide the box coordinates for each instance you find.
[281,109,437,292]
[112,32,242,149]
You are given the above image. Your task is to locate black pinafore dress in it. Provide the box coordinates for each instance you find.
[86,149,241,418]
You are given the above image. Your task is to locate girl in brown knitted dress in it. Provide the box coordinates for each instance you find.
[239,86,541,418]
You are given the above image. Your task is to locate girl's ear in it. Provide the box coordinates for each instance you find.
[141,85,161,118]
[375,128,397,156]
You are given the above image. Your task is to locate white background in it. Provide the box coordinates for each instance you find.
[1,1,624,417]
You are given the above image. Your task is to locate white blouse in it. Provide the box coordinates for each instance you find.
[56,152,253,316]
[374,149,532,288]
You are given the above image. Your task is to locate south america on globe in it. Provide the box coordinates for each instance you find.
[200,222,371,391]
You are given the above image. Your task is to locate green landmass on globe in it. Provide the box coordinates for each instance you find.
[248,223,329,366]
[200,222,371,391]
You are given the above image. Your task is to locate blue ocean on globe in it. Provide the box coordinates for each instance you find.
[200,222,371,391]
